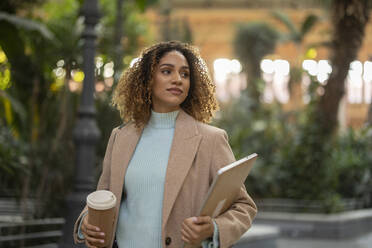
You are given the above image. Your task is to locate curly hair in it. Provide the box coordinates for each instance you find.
[112,41,219,127]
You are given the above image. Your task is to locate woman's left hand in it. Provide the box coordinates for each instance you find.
[181,216,214,245]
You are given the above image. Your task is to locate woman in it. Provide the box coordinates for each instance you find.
[73,41,257,248]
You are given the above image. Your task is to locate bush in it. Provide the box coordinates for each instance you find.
[215,90,372,213]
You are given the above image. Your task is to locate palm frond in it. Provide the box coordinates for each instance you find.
[0,12,54,40]
[271,10,298,37]
[301,14,318,36]
[306,41,332,49]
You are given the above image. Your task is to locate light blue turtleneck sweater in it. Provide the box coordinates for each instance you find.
[116,110,179,247]
[79,110,219,247]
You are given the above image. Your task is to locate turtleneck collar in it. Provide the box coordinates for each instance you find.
[148,110,179,129]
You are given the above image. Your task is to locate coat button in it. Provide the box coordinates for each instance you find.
[165,237,172,245]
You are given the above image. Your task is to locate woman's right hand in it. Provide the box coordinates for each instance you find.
[81,214,106,248]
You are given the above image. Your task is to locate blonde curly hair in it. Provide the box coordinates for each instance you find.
[112,41,219,127]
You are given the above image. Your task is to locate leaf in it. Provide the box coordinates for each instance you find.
[0,11,54,40]
[271,10,298,38]
[0,90,27,125]
[135,0,146,11]
[301,14,318,36]
[306,41,332,49]
[134,0,158,12]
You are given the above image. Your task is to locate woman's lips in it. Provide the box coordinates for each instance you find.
[167,88,183,95]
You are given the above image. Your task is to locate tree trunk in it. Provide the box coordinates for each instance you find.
[114,0,124,76]
[368,105,372,125]
[316,0,370,135]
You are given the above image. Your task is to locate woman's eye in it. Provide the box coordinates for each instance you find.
[162,70,171,75]
[181,72,189,78]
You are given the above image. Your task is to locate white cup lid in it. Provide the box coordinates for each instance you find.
[87,190,117,210]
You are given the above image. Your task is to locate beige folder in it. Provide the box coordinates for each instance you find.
[183,153,258,248]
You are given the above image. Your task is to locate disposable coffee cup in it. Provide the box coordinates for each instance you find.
[87,190,117,247]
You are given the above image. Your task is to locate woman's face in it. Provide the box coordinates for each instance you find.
[151,50,190,113]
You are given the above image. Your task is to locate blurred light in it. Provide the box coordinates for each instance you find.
[317,86,325,96]
[364,61,372,104]
[0,68,11,90]
[305,48,317,59]
[252,120,266,132]
[318,60,332,74]
[57,59,65,67]
[214,58,232,82]
[213,58,242,79]
[0,50,7,63]
[317,73,329,84]
[262,80,274,103]
[104,62,114,78]
[261,59,290,103]
[363,61,372,82]
[347,61,363,104]
[272,72,290,103]
[69,80,79,92]
[95,81,105,92]
[260,59,274,74]
[130,57,140,68]
[350,60,363,75]
[262,72,273,82]
[301,74,311,104]
[303,60,318,76]
[105,61,114,69]
[231,59,242,74]
[349,71,362,83]
[302,60,316,71]
[54,67,66,78]
[50,79,64,92]
[96,56,104,68]
[274,59,290,76]
[104,77,114,87]
[72,70,84,82]
[213,58,244,101]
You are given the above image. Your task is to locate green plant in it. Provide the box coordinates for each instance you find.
[0,0,156,218]
[234,22,279,103]
[215,75,372,212]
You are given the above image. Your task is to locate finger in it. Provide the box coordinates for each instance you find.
[182,233,198,246]
[85,228,105,239]
[81,224,103,239]
[193,216,211,225]
[183,217,199,230]
[181,228,191,240]
[182,222,199,240]
[86,223,101,232]
[85,240,97,248]
[181,234,192,244]
[184,220,204,234]
[85,235,105,246]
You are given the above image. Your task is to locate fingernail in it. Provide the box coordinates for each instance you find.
[192,217,197,223]
[100,232,105,236]
[100,240,104,243]
[96,227,100,231]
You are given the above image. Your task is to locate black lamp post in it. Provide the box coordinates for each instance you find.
[59,0,101,247]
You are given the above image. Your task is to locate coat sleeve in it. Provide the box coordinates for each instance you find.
[210,130,257,248]
[73,127,119,244]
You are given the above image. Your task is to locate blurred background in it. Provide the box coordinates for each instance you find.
[0,0,372,247]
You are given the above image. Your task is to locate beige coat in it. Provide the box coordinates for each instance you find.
[73,109,257,248]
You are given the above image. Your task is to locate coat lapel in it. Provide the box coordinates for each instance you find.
[111,123,143,203]
[162,110,202,228]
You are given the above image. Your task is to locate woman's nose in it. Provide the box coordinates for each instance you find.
[172,73,182,84]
